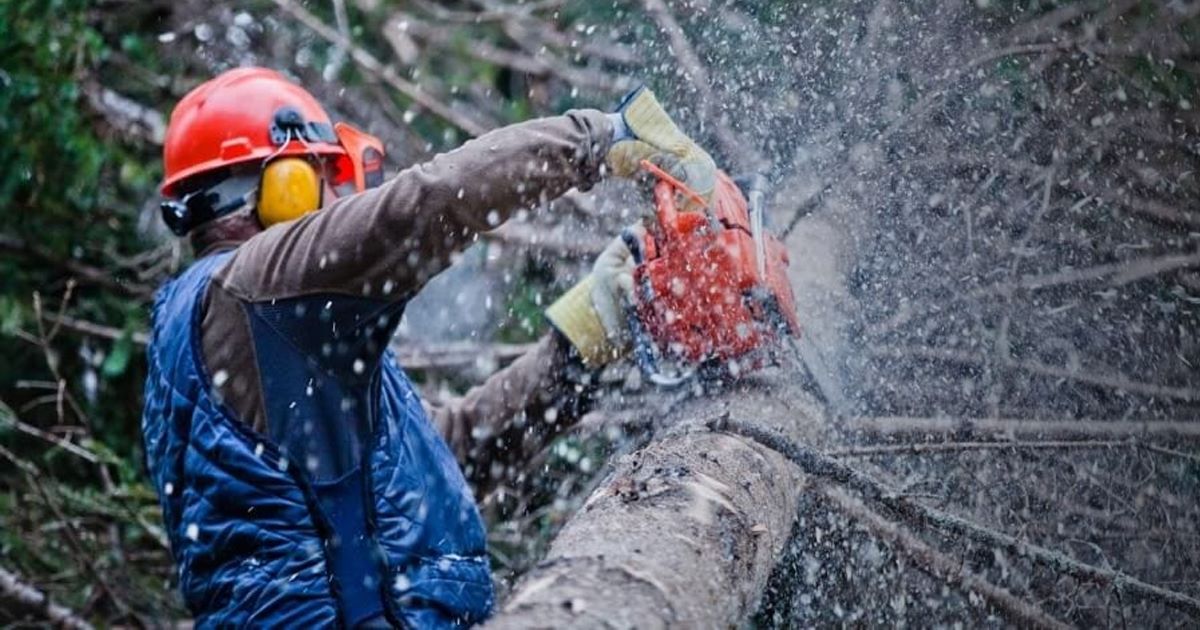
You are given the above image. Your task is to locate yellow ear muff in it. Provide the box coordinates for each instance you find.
[258,158,322,227]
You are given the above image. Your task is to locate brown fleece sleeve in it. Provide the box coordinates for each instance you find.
[198,110,612,435]
[426,332,595,496]
[212,110,613,301]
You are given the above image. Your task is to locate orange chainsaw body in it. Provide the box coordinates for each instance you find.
[632,165,800,367]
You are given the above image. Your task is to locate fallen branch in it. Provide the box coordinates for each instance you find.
[843,415,1200,441]
[821,486,1070,630]
[870,345,1200,402]
[0,399,103,464]
[393,340,538,371]
[484,221,607,257]
[829,438,1137,458]
[710,416,1200,620]
[970,250,1200,298]
[0,234,154,299]
[0,565,94,630]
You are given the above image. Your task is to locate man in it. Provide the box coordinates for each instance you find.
[141,67,715,628]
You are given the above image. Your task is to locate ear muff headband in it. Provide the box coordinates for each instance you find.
[258,158,322,228]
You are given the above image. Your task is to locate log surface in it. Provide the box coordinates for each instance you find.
[485,373,829,628]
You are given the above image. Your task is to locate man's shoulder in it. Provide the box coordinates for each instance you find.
[167,251,235,289]
[154,252,234,321]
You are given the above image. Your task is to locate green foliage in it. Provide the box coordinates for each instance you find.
[496,276,551,343]
[3,0,107,225]
[0,0,161,456]
[101,329,135,378]
[0,0,179,623]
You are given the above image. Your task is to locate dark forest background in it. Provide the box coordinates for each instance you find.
[2,0,1198,626]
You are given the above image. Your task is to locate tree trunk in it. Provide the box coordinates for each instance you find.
[485,370,829,628]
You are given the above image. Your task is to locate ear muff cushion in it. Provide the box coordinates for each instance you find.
[258,158,322,227]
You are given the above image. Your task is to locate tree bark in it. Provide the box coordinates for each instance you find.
[485,369,829,628]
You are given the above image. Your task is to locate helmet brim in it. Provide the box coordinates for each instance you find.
[160,141,346,197]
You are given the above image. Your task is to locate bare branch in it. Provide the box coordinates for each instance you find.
[0,565,94,630]
[326,0,352,77]
[830,438,1138,458]
[384,14,631,92]
[1140,443,1200,464]
[822,486,1070,630]
[876,41,1077,145]
[971,250,1200,299]
[405,0,637,64]
[0,399,103,465]
[39,313,149,346]
[498,14,638,66]
[844,415,1200,441]
[271,0,493,137]
[640,0,760,169]
[392,341,538,371]
[0,233,154,299]
[870,345,1200,402]
[710,415,1200,619]
[413,0,564,24]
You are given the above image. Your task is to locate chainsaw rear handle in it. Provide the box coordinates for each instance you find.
[621,226,693,388]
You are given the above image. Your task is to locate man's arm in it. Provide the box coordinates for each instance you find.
[425,332,598,496]
[214,110,613,302]
[423,221,660,493]
[199,111,612,434]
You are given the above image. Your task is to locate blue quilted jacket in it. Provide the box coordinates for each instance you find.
[141,252,493,627]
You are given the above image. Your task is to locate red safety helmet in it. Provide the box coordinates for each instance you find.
[162,67,350,196]
[159,67,385,235]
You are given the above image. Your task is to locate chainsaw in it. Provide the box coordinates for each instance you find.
[622,160,801,387]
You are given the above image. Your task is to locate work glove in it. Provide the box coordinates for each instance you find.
[546,224,646,367]
[606,87,717,207]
